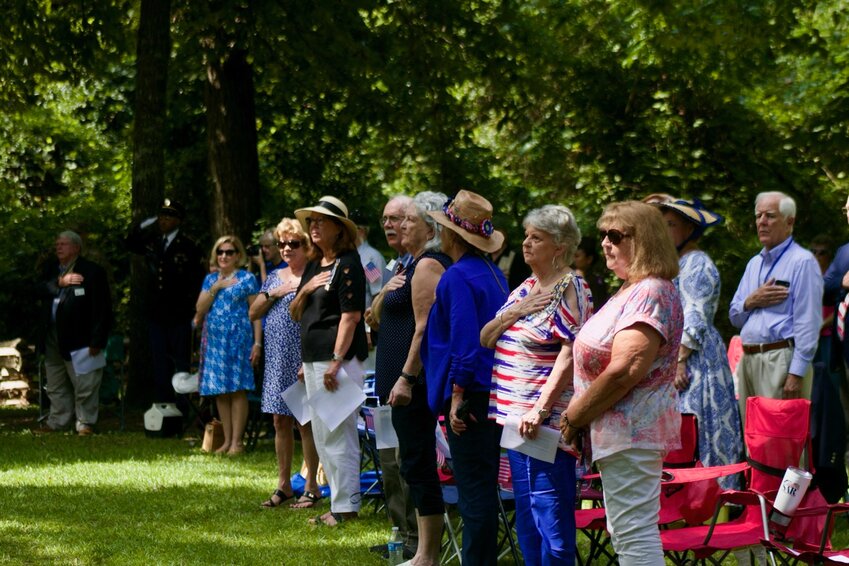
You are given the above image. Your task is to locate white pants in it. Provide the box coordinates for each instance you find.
[597,448,665,566]
[303,359,363,513]
[44,328,102,431]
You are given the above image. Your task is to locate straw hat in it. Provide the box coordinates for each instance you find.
[427,190,504,254]
[295,196,358,242]
[655,199,723,234]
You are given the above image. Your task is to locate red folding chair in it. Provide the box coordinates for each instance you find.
[660,397,822,565]
[576,414,706,565]
[763,502,849,564]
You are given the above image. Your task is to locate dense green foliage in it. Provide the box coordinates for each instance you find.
[1,0,848,343]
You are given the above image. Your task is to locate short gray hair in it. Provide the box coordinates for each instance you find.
[523,205,582,266]
[57,230,83,249]
[411,191,448,253]
[755,191,796,219]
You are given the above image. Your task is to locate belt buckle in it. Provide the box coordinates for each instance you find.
[759,343,766,354]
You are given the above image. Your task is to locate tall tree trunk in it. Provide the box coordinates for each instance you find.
[204,48,260,242]
[127,0,171,408]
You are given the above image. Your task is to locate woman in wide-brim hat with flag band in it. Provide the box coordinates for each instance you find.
[421,189,508,566]
[655,199,743,489]
[290,195,368,527]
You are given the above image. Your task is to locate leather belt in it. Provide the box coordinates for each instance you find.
[742,338,794,355]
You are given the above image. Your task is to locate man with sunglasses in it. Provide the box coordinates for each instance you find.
[126,199,205,412]
[729,191,822,425]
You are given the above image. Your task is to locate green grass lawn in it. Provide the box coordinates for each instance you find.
[1,407,847,565]
[0,408,390,565]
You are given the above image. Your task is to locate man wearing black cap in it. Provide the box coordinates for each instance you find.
[126,199,205,407]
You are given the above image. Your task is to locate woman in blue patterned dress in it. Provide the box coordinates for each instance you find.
[657,200,743,487]
[250,218,322,508]
[196,235,261,455]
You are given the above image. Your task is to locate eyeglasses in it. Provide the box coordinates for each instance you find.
[306,217,328,227]
[216,248,237,256]
[811,248,830,256]
[599,229,631,245]
[277,240,302,250]
[381,215,403,224]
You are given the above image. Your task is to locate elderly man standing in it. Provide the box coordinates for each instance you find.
[365,194,417,560]
[729,191,822,424]
[36,231,112,435]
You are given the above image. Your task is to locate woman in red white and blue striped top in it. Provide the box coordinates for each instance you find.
[481,204,593,566]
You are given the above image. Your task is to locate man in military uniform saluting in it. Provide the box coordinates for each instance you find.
[126,199,205,407]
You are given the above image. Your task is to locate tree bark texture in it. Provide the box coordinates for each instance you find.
[204,47,261,243]
[128,0,171,407]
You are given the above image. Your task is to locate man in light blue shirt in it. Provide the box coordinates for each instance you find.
[729,191,822,423]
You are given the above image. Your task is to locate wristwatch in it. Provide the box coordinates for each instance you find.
[537,408,551,419]
[262,291,275,301]
[331,352,344,362]
[401,371,418,385]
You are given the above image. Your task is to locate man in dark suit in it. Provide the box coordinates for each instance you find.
[126,199,205,406]
[37,231,112,434]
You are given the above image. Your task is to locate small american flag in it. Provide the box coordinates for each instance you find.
[364,261,382,283]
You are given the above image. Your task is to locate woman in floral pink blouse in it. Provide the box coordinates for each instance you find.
[561,201,684,566]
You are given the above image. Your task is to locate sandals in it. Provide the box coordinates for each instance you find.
[289,491,322,509]
[308,511,357,527]
[261,489,294,508]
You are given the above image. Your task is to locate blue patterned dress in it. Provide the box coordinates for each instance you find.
[259,270,300,416]
[675,251,743,488]
[199,269,259,396]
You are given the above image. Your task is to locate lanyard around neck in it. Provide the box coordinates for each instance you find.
[759,236,792,285]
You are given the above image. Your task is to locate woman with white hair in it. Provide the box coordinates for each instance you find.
[481,205,593,565]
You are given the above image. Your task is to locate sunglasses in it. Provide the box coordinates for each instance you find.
[599,229,631,246]
[216,248,237,256]
[277,239,302,250]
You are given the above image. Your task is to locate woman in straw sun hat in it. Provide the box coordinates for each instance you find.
[290,195,368,527]
[655,198,743,488]
[422,189,508,566]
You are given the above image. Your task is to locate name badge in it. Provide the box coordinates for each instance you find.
[74,288,86,297]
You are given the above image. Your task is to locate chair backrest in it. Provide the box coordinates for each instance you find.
[664,413,699,468]
[745,396,811,493]
[727,335,743,374]
[743,396,831,547]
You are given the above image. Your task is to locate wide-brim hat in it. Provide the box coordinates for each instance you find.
[655,199,723,232]
[427,190,504,254]
[159,198,186,220]
[295,196,358,242]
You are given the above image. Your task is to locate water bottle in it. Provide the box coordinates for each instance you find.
[387,526,404,565]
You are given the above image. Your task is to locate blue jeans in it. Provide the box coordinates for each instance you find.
[508,449,577,566]
[445,391,502,566]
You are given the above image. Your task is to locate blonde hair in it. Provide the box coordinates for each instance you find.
[208,235,248,268]
[274,217,312,254]
[598,201,678,281]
